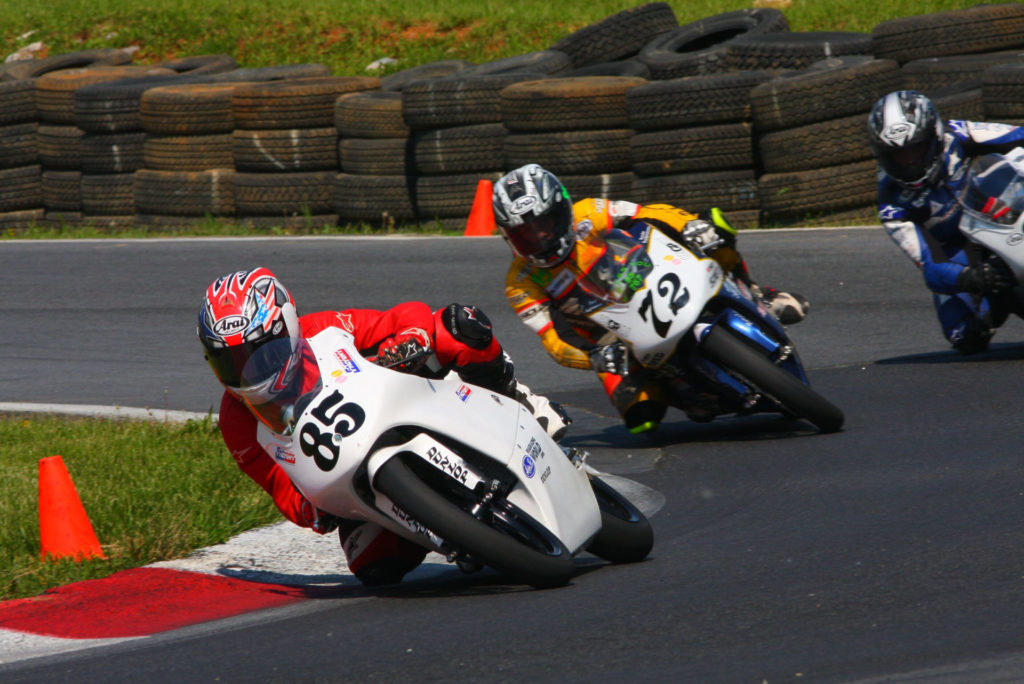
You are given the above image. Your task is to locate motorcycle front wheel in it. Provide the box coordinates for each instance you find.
[586,475,654,563]
[701,325,845,433]
[374,455,576,589]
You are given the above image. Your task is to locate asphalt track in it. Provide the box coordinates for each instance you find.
[2,229,1024,682]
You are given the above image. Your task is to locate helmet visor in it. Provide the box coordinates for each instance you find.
[504,201,574,266]
[881,138,940,185]
[204,321,292,389]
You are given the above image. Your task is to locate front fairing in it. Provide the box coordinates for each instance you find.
[584,227,724,367]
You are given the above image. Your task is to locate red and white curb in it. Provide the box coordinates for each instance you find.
[0,522,452,664]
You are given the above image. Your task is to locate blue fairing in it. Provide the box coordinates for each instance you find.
[696,278,810,385]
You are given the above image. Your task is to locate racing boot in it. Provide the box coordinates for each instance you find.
[512,381,572,441]
[752,284,810,325]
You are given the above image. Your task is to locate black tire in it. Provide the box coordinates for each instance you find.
[401,72,546,129]
[334,91,409,138]
[504,129,632,175]
[0,122,38,170]
[872,4,1024,64]
[902,52,1024,96]
[631,169,758,211]
[627,71,772,130]
[500,76,646,132]
[637,8,789,80]
[585,476,653,563]
[231,76,380,130]
[551,3,679,69]
[758,159,877,221]
[0,48,133,81]
[380,59,475,91]
[725,32,873,72]
[460,50,572,77]
[374,456,576,588]
[700,325,844,432]
[756,112,871,174]
[631,122,753,176]
[232,127,338,172]
[0,80,37,126]
[750,57,902,131]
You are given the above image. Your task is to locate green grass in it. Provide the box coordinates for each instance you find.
[0,1,990,80]
[0,415,281,600]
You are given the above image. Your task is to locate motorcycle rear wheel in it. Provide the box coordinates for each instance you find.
[701,325,845,433]
[586,475,654,563]
[374,455,577,589]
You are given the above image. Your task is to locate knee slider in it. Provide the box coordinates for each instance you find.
[441,303,494,349]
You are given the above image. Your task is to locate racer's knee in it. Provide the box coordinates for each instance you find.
[948,318,994,355]
[339,520,427,586]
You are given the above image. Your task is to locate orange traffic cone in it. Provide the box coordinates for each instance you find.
[39,455,105,561]
[464,178,497,236]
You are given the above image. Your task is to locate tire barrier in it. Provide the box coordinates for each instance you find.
[8,3,1024,233]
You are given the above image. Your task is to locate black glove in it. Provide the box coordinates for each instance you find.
[589,342,629,375]
[311,509,340,535]
[956,256,1014,295]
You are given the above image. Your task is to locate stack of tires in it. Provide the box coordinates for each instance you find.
[0,79,41,229]
[626,70,771,228]
[134,64,336,228]
[35,64,168,227]
[752,57,902,225]
[983,62,1024,126]
[332,60,474,229]
[230,76,379,229]
[502,74,645,204]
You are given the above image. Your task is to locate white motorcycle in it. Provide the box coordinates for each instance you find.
[958,147,1024,289]
[242,327,653,589]
[578,224,844,432]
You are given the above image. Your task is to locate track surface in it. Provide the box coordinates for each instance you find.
[2,229,1024,682]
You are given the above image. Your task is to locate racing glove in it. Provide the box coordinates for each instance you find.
[376,329,433,372]
[589,342,630,376]
[956,256,1014,295]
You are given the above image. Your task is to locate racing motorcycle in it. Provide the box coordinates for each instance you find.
[579,223,844,432]
[957,147,1024,300]
[242,327,653,589]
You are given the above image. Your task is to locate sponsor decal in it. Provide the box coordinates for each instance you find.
[213,315,248,336]
[522,455,536,478]
[540,465,552,483]
[548,268,577,297]
[456,384,472,402]
[334,348,360,373]
[574,219,594,239]
[881,121,913,146]
[391,503,431,536]
[426,445,470,485]
[273,446,296,464]
[529,269,554,287]
[334,312,355,333]
[879,204,902,221]
[511,195,537,214]
[526,436,544,460]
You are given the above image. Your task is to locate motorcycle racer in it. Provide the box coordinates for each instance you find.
[869,89,1024,354]
[197,266,569,586]
[491,163,809,434]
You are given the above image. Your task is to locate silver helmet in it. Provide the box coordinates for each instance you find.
[492,164,575,268]
[868,90,945,189]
